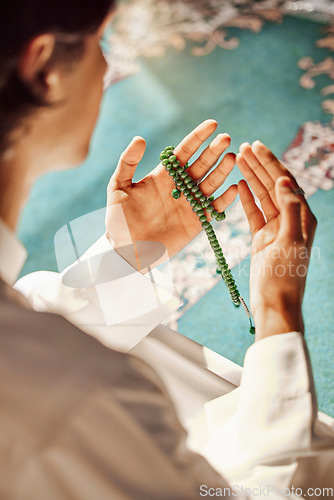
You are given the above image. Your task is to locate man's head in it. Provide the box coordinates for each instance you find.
[0,0,116,170]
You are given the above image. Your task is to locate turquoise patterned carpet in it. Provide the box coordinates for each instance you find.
[19,5,334,416]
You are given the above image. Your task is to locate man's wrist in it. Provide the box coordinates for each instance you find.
[253,298,304,341]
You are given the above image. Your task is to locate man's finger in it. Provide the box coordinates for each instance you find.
[236,152,279,222]
[199,152,235,196]
[251,141,299,189]
[111,137,146,189]
[212,184,238,214]
[275,177,303,243]
[187,133,231,181]
[239,142,277,207]
[238,180,266,237]
[174,119,217,165]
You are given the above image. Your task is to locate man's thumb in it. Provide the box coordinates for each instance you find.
[275,177,303,242]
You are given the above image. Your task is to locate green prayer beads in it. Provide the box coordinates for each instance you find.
[171,188,181,199]
[160,146,239,307]
[159,146,255,335]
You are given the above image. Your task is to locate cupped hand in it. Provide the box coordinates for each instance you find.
[236,141,317,340]
[106,120,238,270]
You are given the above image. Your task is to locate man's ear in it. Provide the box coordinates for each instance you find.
[18,34,61,102]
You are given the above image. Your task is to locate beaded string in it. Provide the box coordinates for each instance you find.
[160,146,255,335]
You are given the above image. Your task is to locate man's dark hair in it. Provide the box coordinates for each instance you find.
[0,0,116,153]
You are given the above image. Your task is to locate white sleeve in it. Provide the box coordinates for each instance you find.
[203,332,316,497]
[15,235,181,352]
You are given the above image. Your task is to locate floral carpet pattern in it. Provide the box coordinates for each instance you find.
[105,0,334,85]
[105,0,286,85]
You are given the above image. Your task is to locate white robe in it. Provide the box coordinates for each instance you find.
[1,220,333,498]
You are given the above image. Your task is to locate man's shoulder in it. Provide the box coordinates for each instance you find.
[0,279,159,442]
[0,278,127,375]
